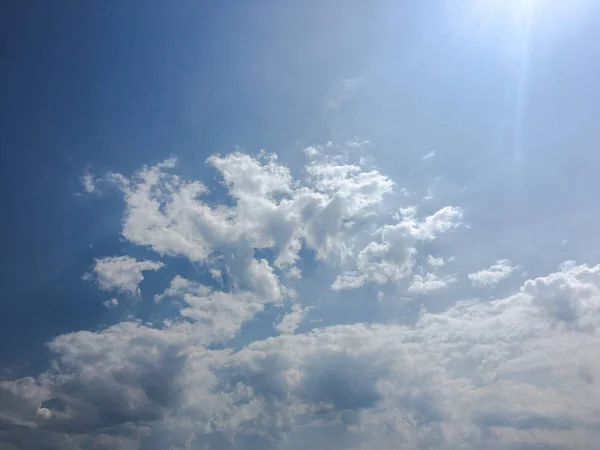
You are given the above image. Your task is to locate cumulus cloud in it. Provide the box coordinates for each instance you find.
[408,273,457,295]
[4,149,600,449]
[275,304,311,334]
[427,255,445,268]
[468,259,517,287]
[154,274,276,343]
[105,150,394,278]
[332,206,463,290]
[85,256,164,295]
[3,262,600,449]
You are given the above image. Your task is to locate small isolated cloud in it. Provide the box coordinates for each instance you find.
[422,150,436,160]
[303,145,321,159]
[408,273,457,295]
[468,259,516,287]
[102,298,119,308]
[85,256,164,295]
[275,304,311,334]
[80,172,98,194]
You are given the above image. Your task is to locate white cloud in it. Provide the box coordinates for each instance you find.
[209,268,222,282]
[332,206,463,289]
[102,298,118,308]
[85,256,164,295]
[4,262,600,449]
[286,266,302,279]
[6,150,600,449]
[81,172,98,194]
[103,151,394,285]
[408,273,457,295]
[154,274,280,343]
[427,255,445,268]
[275,304,311,334]
[468,259,517,287]
[422,150,436,160]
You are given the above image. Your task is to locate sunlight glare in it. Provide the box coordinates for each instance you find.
[476,0,537,25]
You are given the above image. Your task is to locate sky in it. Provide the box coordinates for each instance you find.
[1,0,600,449]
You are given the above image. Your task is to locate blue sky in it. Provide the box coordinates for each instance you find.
[2,1,600,449]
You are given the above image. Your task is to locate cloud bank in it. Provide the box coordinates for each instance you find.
[2,147,598,450]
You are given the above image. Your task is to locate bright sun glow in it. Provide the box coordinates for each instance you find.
[473,0,593,29]
[475,0,537,25]
[501,0,537,22]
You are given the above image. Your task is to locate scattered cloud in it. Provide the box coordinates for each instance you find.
[84,256,164,296]
[4,148,600,449]
[275,304,311,334]
[427,255,445,268]
[408,272,457,295]
[422,150,436,160]
[103,298,119,308]
[3,262,600,449]
[80,172,98,194]
[332,206,463,290]
[104,150,394,278]
[468,259,517,287]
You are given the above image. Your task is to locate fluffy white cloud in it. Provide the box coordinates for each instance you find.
[3,262,600,449]
[332,206,463,290]
[427,255,445,268]
[103,150,394,293]
[85,256,164,295]
[103,298,119,308]
[275,304,311,334]
[155,274,277,343]
[468,259,517,287]
[4,150,600,449]
[408,273,457,295]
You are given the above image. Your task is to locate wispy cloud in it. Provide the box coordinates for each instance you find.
[468,259,517,287]
[422,150,436,160]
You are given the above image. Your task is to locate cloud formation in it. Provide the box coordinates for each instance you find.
[2,148,599,450]
[468,259,517,287]
[85,256,164,296]
[3,261,600,449]
[332,206,463,290]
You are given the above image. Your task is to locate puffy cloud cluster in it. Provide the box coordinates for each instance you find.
[275,304,311,334]
[109,151,394,274]
[468,259,517,287]
[3,262,600,449]
[408,273,457,295]
[85,256,164,296]
[332,206,463,290]
[2,149,599,449]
